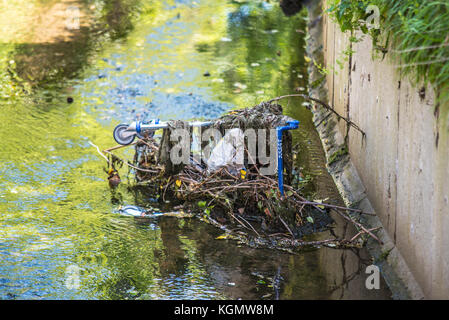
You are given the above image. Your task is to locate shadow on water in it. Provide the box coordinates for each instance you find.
[0,0,392,299]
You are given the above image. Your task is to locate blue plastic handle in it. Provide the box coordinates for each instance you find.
[136,119,160,134]
[276,120,299,196]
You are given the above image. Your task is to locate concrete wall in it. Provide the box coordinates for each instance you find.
[319,1,449,299]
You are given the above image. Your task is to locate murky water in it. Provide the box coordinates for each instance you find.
[0,0,391,299]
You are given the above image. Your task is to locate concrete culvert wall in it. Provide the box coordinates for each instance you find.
[306,0,449,299]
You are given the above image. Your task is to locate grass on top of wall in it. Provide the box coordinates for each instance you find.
[327,0,449,106]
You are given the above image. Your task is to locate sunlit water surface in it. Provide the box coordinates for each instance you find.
[0,0,391,299]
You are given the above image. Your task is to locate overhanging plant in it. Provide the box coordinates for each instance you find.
[327,0,449,106]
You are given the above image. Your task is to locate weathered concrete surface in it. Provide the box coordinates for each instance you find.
[306,1,449,299]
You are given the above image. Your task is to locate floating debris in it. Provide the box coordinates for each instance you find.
[99,100,380,251]
[118,205,148,217]
[117,205,192,218]
[107,168,121,188]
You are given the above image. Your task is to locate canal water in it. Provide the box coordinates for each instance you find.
[0,0,391,299]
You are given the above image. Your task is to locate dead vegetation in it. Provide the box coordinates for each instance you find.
[98,101,381,251]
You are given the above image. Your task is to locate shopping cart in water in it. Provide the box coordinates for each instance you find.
[112,119,299,195]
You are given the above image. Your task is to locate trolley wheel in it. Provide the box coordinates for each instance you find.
[113,124,136,145]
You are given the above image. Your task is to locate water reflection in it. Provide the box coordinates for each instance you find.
[0,0,391,300]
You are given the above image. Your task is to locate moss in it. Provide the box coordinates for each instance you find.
[310,75,326,89]
[376,247,393,263]
[328,145,348,165]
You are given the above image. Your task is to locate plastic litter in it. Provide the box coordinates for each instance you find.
[117,205,164,217]
[206,128,245,174]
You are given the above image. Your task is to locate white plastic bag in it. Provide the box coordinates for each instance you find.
[207,128,244,174]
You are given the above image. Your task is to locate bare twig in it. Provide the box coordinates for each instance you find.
[103,150,160,173]
[103,142,137,153]
[298,200,376,216]
[278,217,295,239]
[236,214,261,237]
[88,141,110,164]
[332,209,383,245]
[268,94,365,136]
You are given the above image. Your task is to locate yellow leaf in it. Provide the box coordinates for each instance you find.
[216,234,228,240]
[313,199,325,209]
[304,56,311,63]
[175,179,182,187]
